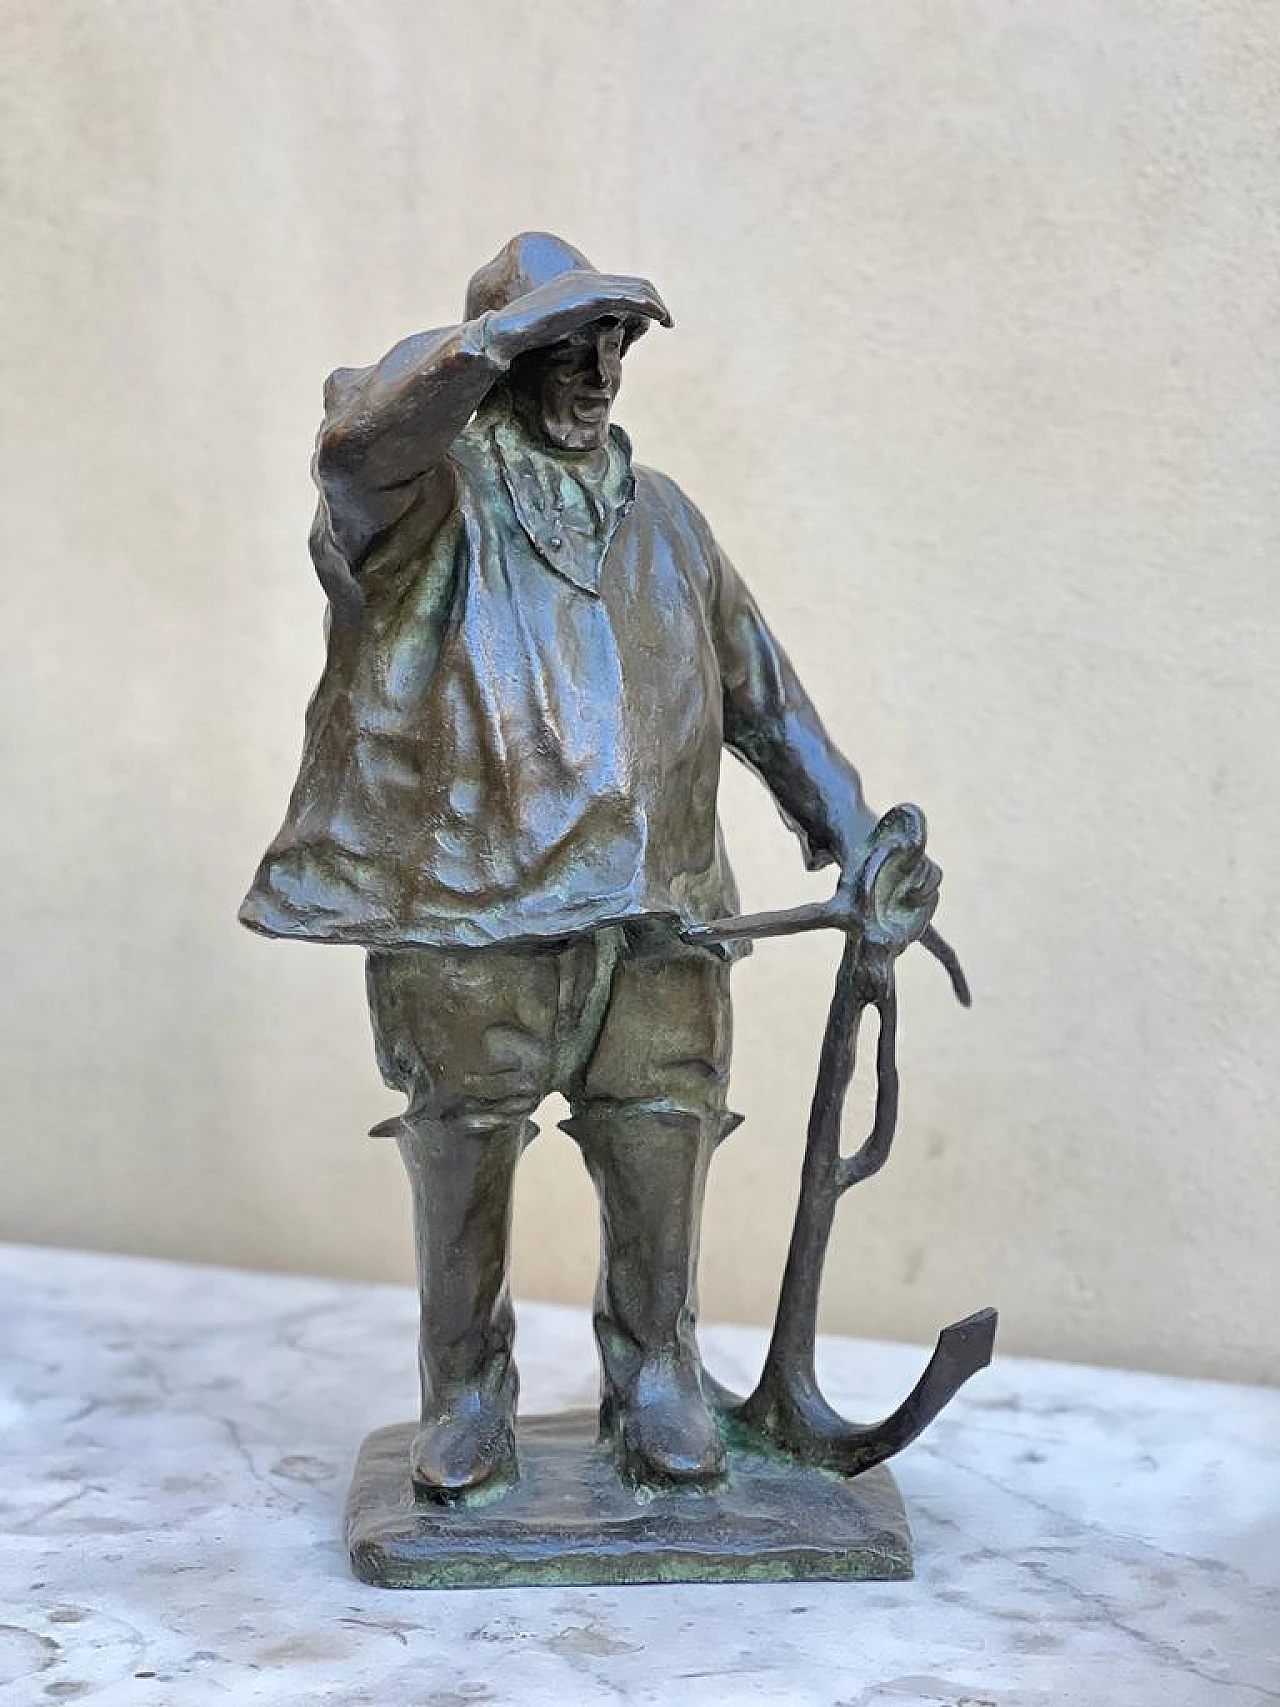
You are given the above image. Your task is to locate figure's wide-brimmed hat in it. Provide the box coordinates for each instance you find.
[464,231,650,348]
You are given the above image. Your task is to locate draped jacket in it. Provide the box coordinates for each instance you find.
[239,325,869,952]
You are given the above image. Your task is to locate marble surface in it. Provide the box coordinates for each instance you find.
[1,1244,1277,1707]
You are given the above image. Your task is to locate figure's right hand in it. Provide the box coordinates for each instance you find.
[481,270,673,366]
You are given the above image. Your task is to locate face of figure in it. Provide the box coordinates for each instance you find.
[513,319,626,452]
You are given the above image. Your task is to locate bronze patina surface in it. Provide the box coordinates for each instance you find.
[241,230,995,1586]
[348,1412,911,1590]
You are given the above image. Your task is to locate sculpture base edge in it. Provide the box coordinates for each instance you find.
[347,1409,912,1589]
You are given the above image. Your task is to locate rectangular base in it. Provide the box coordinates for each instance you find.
[347,1409,912,1589]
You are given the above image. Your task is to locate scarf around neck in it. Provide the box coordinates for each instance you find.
[486,400,635,596]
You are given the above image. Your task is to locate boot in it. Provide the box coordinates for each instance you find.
[394,1113,530,1501]
[563,1105,727,1489]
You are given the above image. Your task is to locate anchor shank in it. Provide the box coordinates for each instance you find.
[742,932,868,1424]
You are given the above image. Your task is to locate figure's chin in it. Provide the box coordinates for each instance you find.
[546,421,608,452]
[542,404,614,450]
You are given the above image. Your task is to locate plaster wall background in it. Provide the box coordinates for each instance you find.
[3,0,1277,1383]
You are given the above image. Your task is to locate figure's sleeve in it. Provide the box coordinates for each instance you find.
[309,318,503,595]
[712,542,877,871]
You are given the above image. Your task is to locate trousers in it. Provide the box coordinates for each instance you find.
[364,921,738,1491]
[366,920,733,1131]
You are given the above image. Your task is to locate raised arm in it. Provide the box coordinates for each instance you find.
[315,322,497,572]
[713,545,878,873]
[314,270,673,577]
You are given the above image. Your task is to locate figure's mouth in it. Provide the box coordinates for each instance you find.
[571,394,611,421]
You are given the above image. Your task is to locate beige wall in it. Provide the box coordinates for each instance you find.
[4,0,1277,1384]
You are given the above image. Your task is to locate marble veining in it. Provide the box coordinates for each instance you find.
[1,1243,1276,1706]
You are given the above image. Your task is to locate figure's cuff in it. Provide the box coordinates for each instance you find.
[800,836,839,874]
[467,310,506,370]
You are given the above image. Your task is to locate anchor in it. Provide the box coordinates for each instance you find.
[684,802,998,1475]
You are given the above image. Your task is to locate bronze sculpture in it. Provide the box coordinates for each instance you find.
[241,232,995,1586]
